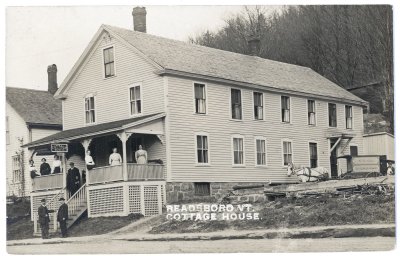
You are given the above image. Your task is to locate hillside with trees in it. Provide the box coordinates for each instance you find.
[189,6,393,134]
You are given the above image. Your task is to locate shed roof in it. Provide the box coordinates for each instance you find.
[6,87,62,126]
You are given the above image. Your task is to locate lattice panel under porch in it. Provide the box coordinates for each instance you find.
[89,186,124,215]
[143,185,159,216]
[128,185,141,214]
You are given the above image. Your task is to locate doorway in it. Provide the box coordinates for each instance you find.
[330,139,338,177]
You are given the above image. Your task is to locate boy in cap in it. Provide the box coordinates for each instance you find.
[57,197,69,238]
[37,198,54,239]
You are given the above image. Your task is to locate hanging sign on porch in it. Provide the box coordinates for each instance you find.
[51,143,68,152]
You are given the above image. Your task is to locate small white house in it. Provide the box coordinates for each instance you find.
[6,65,62,197]
[363,132,395,160]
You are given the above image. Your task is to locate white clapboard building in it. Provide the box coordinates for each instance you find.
[24,7,368,233]
[6,65,62,198]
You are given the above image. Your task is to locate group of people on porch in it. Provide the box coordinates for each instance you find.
[84,144,148,169]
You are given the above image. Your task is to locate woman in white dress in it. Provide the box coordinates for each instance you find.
[109,147,122,166]
[135,145,148,164]
[85,150,95,170]
[52,155,62,174]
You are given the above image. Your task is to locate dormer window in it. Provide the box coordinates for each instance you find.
[103,47,115,78]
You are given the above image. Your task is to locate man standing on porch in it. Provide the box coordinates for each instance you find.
[109,147,122,166]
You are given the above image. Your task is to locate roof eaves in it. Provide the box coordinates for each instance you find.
[157,69,369,107]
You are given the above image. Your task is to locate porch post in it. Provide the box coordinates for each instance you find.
[80,138,92,185]
[62,152,67,199]
[118,132,128,181]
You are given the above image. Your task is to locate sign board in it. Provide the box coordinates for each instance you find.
[51,143,68,152]
[352,156,380,173]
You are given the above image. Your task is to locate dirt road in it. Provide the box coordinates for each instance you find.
[7,237,395,254]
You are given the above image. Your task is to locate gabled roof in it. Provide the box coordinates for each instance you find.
[6,87,62,127]
[24,112,165,148]
[56,24,367,106]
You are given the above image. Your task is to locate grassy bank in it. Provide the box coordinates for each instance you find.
[7,212,143,240]
[149,194,395,234]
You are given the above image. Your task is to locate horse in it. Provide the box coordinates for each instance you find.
[287,163,329,183]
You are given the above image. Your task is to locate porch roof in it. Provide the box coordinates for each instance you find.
[24,113,165,148]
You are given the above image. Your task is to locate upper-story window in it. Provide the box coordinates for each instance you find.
[85,96,96,124]
[328,103,337,127]
[253,92,263,120]
[345,105,353,129]
[255,138,267,166]
[6,116,10,145]
[196,134,209,164]
[103,47,115,78]
[281,96,290,123]
[130,84,142,115]
[232,136,244,165]
[282,140,292,166]
[231,89,242,120]
[307,100,316,125]
[194,83,206,114]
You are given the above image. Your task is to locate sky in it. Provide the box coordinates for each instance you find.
[6,5,273,90]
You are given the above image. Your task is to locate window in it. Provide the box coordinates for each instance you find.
[194,83,206,114]
[103,47,115,78]
[255,138,266,166]
[85,96,96,124]
[345,105,353,129]
[12,155,21,183]
[6,116,10,145]
[196,135,209,164]
[309,142,318,168]
[194,182,210,196]
[350,146,358,156]
[307,100,316,125]
[281,96,290,123]
[231,89,242,120]
[328,103,337,127]
[232,136,244,165]
[282,141,292,166]
[129,85,142,115]
[253,92,263,120]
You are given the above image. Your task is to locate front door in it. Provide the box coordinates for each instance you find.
[330,139,338,177]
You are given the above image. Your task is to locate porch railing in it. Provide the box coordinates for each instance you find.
[127,163,165,180]
[88,165,124,184]
[32,173,63,191]
[87,164,164,185]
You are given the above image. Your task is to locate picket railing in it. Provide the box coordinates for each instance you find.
[65,184,87,219]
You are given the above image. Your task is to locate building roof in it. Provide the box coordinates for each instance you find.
[104,25,366,105]
[6,87,62,127]
[24,113,165,148]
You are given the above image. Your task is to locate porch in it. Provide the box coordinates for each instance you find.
[26,113,167,235]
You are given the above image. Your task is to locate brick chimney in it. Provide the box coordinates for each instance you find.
[132,7,147,33]
[248,35,260,56]
[47,64,58,94]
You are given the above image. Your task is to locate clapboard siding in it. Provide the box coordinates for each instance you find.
[63,31,164,130]
[363,133,394,160]
[31,128,60,142]
[166,76,364,183]
[6,103,62,197]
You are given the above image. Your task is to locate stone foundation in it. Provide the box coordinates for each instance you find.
[166,182,270,203]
